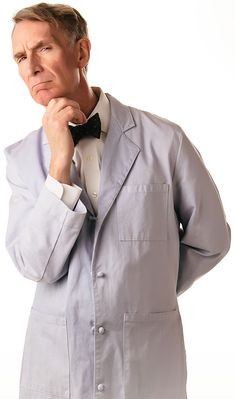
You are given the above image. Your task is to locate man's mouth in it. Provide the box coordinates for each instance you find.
[32,80,52,90]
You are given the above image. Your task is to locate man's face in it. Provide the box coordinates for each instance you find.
[12,20,81,106]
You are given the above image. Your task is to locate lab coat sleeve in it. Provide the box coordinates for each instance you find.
[173,130,231,295]
[4,147,87,284]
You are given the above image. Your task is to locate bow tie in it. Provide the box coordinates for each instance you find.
[69,113,101,146]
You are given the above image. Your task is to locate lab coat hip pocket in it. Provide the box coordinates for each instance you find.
[123,309,187,399]
[19,307,70,399]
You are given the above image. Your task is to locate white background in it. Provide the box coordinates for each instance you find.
[0,0,234,398]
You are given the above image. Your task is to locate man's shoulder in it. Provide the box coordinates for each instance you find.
[107,93,185,143]
[4,127,43,161]
[131,105,184,138]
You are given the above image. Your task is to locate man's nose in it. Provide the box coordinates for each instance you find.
[27,54,43,76]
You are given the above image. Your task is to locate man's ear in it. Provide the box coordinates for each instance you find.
[75,37,91,69]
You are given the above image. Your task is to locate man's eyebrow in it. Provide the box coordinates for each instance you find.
[13,39,54,60]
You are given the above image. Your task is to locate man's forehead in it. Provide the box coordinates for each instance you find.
[12,20,61,49]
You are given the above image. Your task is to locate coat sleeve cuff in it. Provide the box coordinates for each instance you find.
[45,174,82,210]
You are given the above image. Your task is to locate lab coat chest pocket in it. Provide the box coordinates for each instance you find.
[123,310,187,399]
[19,307,70,398]
[117,183,169,241]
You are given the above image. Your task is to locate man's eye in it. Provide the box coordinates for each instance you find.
[41,46,51,52]
[18,56,26,64]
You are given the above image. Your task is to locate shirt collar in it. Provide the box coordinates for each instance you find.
[88,87,110,134]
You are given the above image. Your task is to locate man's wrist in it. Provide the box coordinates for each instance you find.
[49,166,72,185]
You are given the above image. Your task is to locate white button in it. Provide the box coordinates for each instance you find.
[92,192,98,198]
[98,326,105,334]
[97,271,105,278]
[91,326,95,334]
[97,383,105,392]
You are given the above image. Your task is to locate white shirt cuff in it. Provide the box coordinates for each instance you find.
[45,174,82,210]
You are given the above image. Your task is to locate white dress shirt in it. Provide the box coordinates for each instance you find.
[45,87,110,214]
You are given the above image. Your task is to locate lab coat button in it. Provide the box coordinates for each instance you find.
[97,271,105,278]
[97,383,105,392]
[91,326,95,334]
[98,326,105,334]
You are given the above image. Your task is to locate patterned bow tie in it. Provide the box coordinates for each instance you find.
[69,113,101,146]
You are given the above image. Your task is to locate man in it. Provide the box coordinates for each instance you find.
[4,3,230,399]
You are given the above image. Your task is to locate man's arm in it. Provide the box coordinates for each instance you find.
[4,147,87,284]
[4,97,89,283]
[173,130,231,295]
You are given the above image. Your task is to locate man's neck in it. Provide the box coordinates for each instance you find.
[75,79,99,117]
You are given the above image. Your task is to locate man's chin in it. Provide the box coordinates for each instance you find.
[31,90,58,107]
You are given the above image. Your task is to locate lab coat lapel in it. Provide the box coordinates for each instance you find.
[95,94,140,235]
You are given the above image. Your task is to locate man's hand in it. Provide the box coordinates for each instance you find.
[42,97,87,184]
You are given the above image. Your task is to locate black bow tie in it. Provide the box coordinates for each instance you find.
[69,113,101,146]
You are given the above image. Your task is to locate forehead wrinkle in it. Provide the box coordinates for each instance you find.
[12,33,61,60]
[12,20,63,53]
[13,40,45,59]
